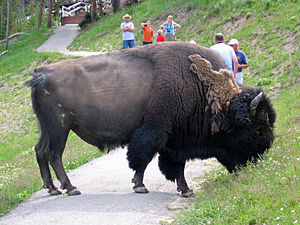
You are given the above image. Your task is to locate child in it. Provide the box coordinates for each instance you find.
[156,29,165,42]
[141,20,154,45]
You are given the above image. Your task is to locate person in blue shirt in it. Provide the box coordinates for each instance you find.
[160,15,181,41]
[228,39,248,85]
[210,33,238,79]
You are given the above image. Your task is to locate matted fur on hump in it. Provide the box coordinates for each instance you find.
[189,54,241,134]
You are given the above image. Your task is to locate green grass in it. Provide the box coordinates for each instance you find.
[171,85,299,224]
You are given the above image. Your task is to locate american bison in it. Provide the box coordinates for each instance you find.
[27,42,276,196]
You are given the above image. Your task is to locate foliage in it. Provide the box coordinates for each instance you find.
[79,12,100,29]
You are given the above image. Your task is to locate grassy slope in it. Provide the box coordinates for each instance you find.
[0,29,103,216]
[69,0,300,224]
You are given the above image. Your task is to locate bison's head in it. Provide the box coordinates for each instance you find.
[220,87,276,172]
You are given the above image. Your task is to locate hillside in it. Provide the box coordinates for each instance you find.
[0,0,299,222]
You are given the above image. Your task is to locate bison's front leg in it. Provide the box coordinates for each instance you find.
[158,154,194,197]
[127,125,164,194]
[176,163,194,198]
[131,166,149,193]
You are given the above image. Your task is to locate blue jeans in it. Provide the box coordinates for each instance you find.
[123,40,135,48]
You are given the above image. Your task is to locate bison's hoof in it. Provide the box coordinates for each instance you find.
[181,190,195,198]
[49,189,62,196]
[67,189,81,196]
[133,186,149,194]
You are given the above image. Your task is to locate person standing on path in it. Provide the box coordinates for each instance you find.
[228,38,248,85]
[121,14,135,48]
[160,15,181,41]
[210,33,238,79]
[141,20,154,45]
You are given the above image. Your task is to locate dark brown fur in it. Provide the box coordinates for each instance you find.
[27,42,276,197]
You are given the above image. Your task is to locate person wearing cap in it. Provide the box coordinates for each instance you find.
[156,29,165,42]
[210,33,238,79]
[160,15,181,41]
[228,39,248,85]
[121,14,135,48]
[141,20,154,45]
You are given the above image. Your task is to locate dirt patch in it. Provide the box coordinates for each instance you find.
[282,32,299,55]
[222,14,249,37]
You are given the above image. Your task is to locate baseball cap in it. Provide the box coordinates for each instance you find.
[228,39,239,45]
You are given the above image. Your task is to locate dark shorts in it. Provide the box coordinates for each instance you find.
[143,42,153,45]
[123,40,136,48]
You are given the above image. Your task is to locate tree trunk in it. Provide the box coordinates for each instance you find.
[5,0,10,50]
[98,0,103,17]
[91,0,96,22]
[112,0,120,13]
[38,0,45,29]
[30,0,35,14]
[47,0,52,28]
[1,2,3,36]
[18,0,25,28]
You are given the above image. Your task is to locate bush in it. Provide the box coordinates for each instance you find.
[79,12,100,29]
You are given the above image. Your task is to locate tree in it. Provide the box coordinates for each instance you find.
[38,0,45,29]
[47,0,52,27]
[91,0,96,22]
[30,0,35,14]
[5,0,10,50]
[98,0,103,17]
[1,1,4,36]
[112,0,120,13]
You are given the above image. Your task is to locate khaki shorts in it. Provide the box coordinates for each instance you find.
[165,34,176,41]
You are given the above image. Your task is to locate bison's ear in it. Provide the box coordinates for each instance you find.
[250,92,263,116]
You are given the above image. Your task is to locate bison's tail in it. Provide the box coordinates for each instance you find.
[25,69,46,88]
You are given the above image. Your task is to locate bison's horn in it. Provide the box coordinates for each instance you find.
[250,92,263,116]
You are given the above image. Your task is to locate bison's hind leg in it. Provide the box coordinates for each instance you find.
[35,138,62,195]
[35,112,81,196]
[158,153,194,197]
[127,125,168,194]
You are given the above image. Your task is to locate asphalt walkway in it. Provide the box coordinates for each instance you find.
[0,148,216,225]
[37,24,103,56]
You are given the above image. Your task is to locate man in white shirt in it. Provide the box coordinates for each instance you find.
[210,33,238,79]
[121,14,135,48]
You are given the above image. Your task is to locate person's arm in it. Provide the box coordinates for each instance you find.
[175,23,181,32]
[238,64,248,69]
[238,53,248,69]
[141,22,146,27]
[121,23,127,31]
[160,23,165,31]
[233,55,238,79]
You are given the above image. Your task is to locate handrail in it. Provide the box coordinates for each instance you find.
[62,2,91,17]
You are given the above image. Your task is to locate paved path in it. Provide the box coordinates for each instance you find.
[37,24,103,56]
[0,148,216,225]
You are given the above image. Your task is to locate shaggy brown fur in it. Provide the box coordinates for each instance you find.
[189,54,241,134]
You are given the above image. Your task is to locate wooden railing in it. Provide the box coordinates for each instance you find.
[62,2,91,18]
